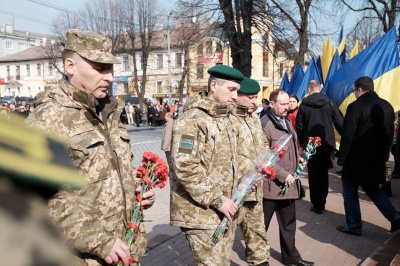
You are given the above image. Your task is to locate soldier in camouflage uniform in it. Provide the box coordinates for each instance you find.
[0,114,84,265]
[27,29,155,266]
[234,77,270,266]
[170,65,244,265]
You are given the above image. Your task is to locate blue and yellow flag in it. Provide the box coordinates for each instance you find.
[324,27,400,115]
[279,71,289,90]
[286,64,304,95]
[322,51,342,93]
[293,58,323,100]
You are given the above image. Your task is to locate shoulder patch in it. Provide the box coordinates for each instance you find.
[178,134,195,154]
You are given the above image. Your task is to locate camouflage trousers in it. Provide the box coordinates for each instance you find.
[237,201,270,265]
[181,218,239,266]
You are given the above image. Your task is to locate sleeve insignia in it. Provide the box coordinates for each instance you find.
[178,134,195,154]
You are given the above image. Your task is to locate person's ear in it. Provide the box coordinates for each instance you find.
[209,79,218,93]
[64,58,76,75]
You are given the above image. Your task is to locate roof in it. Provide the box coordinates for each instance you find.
[0,45,62,63]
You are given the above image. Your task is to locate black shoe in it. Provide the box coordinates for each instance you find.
[255,262,269,266]
[390,217,400,233]
[310,206,322,214]
[336,225,361,236]
[293,260,314,266]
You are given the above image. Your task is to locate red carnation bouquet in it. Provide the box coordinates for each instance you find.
[118,152,169,266]
[211,133,292,244]
[279,136,321,195]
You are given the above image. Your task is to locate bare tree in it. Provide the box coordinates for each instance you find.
[171,3,214,101]
[347,11,383,50]
[135,0,160,106]
[340,0,400,33]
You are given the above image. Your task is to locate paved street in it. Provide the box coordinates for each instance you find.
[128,126,400,266]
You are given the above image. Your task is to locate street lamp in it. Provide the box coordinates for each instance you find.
[167,12,172,104]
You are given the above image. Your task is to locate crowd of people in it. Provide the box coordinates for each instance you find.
[0,99,34,117]
[2,28,400,266]
[121,100,183,127]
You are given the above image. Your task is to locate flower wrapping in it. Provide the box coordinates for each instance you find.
[211,133,292,244]
[279,136,321,195]
[118,152,169,265]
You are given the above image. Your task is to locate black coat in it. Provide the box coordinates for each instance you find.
[338,91,395,185]
[296,93,343,152]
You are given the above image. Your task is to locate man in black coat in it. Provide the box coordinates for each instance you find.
[336,76,400,236]
[296,80,343,214]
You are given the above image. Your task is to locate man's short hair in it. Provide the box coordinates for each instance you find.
[308,80,321,91]
[207,77,226,91]
[269,89,287,102]
[354,76,374,92]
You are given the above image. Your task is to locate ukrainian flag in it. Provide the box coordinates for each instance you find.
[324,26,400,115]
[279,71,289,90]
[286,64,304,95]
[293,58,323,100]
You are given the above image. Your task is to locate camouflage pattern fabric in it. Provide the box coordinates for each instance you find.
[0,114,82,265]
[170,91,240,264]
[27,79,146,265]
[0,177,74,265]
[65,29,120,64]
[234,105,270,265]
[181,225,237,266]
[170,91,240,228]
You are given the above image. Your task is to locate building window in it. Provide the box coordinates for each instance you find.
[175,52,182,68]
[27,86,31,96]
[48,62,53,76]
[196,64,204,79]
[6,66,10,78]
[18,43,24,50]
[137,54,143,70]
[197,43,203,55]
[216,42,222,53]
[5,41,12,49]
[122,55,129,71]
[263,51,269,77]
[157,54,163,69]
[206,41,212,54]
[16,66,20,80]
[26,64,30,77]
[38,86,41,92]
[157,81,163,93]
[37,63,41,76]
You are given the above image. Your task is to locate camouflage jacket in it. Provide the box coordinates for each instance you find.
[234,105,269,202]
[27,80,145,265]
[170,91,240,229]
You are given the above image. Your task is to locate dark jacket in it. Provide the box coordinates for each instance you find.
[338,91,394,185]
[261,110,300,200]
[296,93,343,152]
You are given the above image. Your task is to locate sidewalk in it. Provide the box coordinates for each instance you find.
[140,166,400,265]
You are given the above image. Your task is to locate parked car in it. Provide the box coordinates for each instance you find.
[0,96,15,104]
[18,96,34,105]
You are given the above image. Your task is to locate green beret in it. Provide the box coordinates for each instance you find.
[207,64,244,83]
[239,77,260,94]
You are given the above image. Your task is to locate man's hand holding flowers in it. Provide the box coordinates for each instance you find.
[217,196,239,222]
[136,186,155,209]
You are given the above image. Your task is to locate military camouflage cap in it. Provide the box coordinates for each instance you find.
[239,77,260,94]
[208,64,244,83]
[65,29,120,64]
[0,114,85,190]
